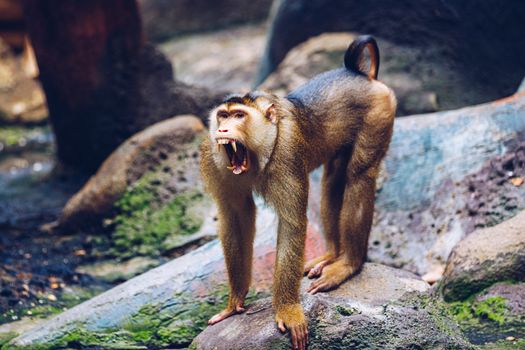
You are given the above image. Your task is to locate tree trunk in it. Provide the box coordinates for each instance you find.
[23,0,224,171]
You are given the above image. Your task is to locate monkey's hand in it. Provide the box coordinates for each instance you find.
[208,300,245,325]
[275,304,308,350]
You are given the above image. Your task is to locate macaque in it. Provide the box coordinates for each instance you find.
[200,35,396,350]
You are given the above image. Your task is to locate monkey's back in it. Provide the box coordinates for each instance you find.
[286,68,381,162]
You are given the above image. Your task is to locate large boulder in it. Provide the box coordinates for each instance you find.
[440,210,525,302]
[260,32,441,116]
[193,264,473,350]
[256,0,525,111]
[52,115,206,231]
[139,0,272,42]
[368,91,525,276]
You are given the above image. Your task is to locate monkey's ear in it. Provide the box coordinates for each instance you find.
[265,104,278,124]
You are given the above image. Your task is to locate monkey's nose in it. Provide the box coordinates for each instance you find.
[218,129,228,133]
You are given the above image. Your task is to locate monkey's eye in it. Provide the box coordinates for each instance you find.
[234,112,245,118]
[217,111,229,119]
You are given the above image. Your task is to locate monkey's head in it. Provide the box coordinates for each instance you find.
[208,92,281,175]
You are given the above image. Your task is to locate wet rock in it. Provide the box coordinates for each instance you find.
[53,115,206,230]
[477,283,525,317]
[139,0,272,42]
[257,0,525,111]
[439,210,525,302]
[0,37,47,125]
[192,264,473,350]
[259,32,443,116]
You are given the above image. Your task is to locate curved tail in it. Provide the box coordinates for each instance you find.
[344,35,380,80]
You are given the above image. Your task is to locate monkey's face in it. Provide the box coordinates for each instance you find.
[209,99,278,175]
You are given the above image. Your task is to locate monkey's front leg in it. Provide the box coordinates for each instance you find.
[208,194,256,325]
[274,213,308,350]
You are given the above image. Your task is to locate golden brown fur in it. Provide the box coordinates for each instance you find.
[200,35,396,350]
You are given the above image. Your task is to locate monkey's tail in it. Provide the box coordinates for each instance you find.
[344,35,380,80]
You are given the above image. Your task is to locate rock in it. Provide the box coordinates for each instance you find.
[192,264,474,350]
[160,23,266,92]
[368,91,525,276]
[477,283,525,317]
[439,210,525,302]
[138,0,272,42]
[53,115,206,230]
[0,37,48,125]
[259,32,443,115]
[256,0,525,111]
[75,257,160,283]
[9,201,326,348]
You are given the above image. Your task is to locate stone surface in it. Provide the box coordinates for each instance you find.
[440,210,525,301]
[192,264,473,350]
[160,23,266,92]
[257,0,525,111]
[138,0,272,42]
[368,91,525,276]
[477,283,525,317]
[53,115,206,230]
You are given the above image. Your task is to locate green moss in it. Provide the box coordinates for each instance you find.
[0,126,50,148]
[449,296,508,326]
[335,305,360,316]
[121,286,267,348]
[0,333,17,348]
[109,173,205,258]
[8,287,267,349]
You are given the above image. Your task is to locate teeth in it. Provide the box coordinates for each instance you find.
[217,144,221,152]
[231,140,237,153]
[216,139,229,145]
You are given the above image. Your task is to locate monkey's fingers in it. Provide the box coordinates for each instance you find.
[277,320,286,333]
[307,261,328,279]
[307,277,336,294]
[289,324,307,350]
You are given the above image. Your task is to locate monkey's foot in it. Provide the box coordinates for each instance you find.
[275,304,308,350]
[303,253,336,278]
[208,302,245,325]
[307,259,356,294]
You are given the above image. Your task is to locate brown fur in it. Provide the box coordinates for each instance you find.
[200,36,396,350]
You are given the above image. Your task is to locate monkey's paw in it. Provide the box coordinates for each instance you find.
[307,259,354,294]
[208,302,245,325]
[275,304,308,350]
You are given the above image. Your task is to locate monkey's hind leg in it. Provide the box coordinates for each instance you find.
[308,163,378,294]
[304,152,350,278]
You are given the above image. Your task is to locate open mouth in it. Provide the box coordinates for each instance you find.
[216,138,249,175]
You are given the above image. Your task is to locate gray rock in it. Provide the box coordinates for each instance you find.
[440,210,525,301]
[477,283,525,317]
[192,264,473,350]
[139,0,272,42]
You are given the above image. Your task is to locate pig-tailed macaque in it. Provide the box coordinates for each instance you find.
[200,35,396,350]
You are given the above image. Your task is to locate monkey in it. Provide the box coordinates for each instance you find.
[200,35,396,350]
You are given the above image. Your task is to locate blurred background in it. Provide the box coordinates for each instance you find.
[0,0,524,349]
